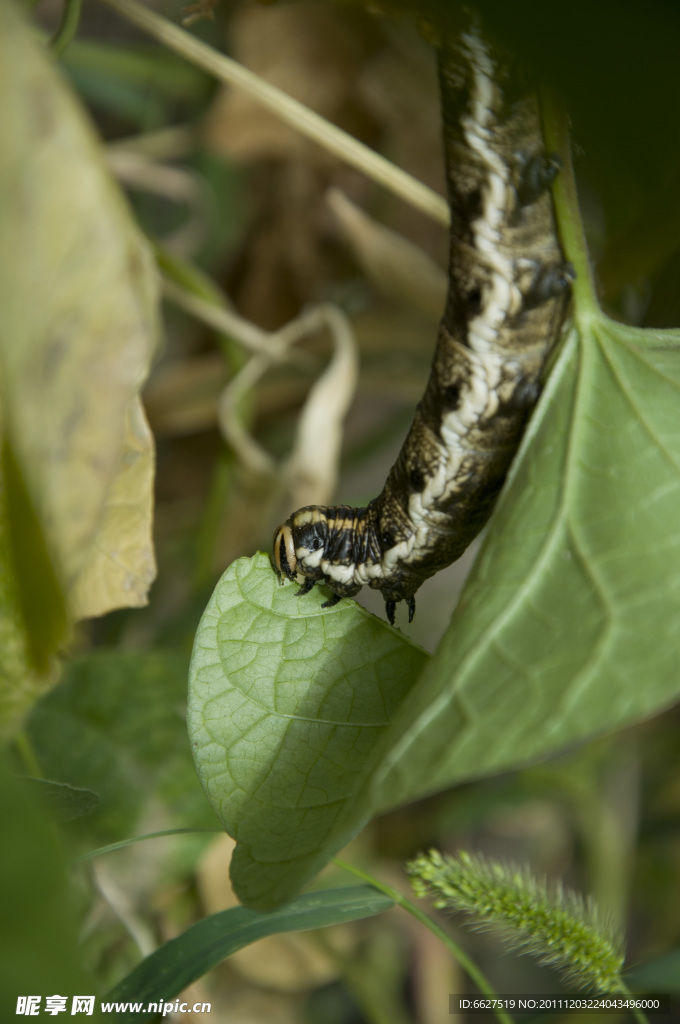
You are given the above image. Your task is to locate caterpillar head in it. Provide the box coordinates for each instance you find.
[273,507,329,582]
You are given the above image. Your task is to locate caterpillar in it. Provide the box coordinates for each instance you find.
[273,24,572,626]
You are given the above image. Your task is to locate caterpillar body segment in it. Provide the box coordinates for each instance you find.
[273,26,571,625]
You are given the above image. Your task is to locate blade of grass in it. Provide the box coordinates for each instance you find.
[98,0,449,225]
[75,827,222,862]
[105,885,395,1021]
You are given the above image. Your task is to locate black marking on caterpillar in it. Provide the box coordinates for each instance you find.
[273,25,572,627]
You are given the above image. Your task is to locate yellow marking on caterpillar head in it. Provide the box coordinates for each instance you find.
[272,522,297,581]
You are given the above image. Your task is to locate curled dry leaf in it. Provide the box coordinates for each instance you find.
[0,0,159,636]
[284,305,359,508]
[215,303,358,508]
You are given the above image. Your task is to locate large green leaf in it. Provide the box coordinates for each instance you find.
[28,651,212,844]
[105,885,394,1021]
[22,777,99,824]
[187,553,427,909]
[0,758,102,1021]
[190,312,680,909]
[368,316,680,812]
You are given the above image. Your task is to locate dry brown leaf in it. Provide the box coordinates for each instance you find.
[0,0,159,626]
[69,397,156,618]
[284,306,359,508]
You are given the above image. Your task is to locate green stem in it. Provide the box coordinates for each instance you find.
[617,982,650,1024]
[76,827,222,862]
[333,859,515,1024]
[193,447,234,592]
[153,243,244,370]
[540,88,600,323]
[50,0,83,56]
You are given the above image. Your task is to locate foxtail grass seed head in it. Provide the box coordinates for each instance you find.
[407,850,625,993]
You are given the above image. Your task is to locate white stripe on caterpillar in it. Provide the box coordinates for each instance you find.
[273,24,572,626]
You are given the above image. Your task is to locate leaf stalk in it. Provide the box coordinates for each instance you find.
[541,88,600,323]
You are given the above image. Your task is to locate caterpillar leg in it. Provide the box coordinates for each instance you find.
[525,261,575,308]
[382,596,416,626]
[321,593,342,609]
[517,153,560,206]
[295,577,316,597]
[407,596,416,623]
